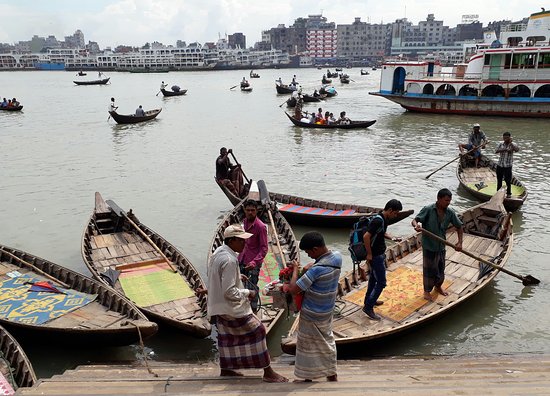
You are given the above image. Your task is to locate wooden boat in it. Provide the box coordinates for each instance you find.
[360,69,370,75]
[322,78,332,84]
[161,88,187,97]
[208,181,300,335]
[281,190,513,354]
[340,75,351,84]
[319,86,337,97]
[457,154,527,212]
[77,71,87,76]
[285,112,376,130]
[82,193,211,338]
[0,244,157,345]
[250,71,260,78]
[0,105,23,112]
[216,172,413,228]
[275,84,296,94]
[0,324,37,391]
[241,86,253,92]
[108,108,161,124]
[73,77,110,85]
[335,68,343,72]
[327,71,339,78]
[304,94,323,102]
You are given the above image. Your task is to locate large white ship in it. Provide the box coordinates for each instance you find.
[370,10,550,118]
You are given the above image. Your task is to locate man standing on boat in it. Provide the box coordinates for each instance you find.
[412,189,463,301]
[287,232,341,382]
[108,97,117,112]
[362,199,403,321]
[238,199,268,313]
[495,132,520,197]
[458,123,487,167]
[207,224,287,383]
[160,81,167,91]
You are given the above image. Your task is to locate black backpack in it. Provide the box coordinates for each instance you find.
[348,214,384,262]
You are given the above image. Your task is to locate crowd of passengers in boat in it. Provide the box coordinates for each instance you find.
[1,97,20,107]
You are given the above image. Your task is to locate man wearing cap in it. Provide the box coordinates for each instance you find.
[207,224,287,383]
[459,123,487,168]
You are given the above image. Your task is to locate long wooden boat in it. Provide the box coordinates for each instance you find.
[319,86,337,97]
[457,154,527,212]
[322,78,332,84]
[281,190,513,354]
[82,193,211,338]
[0,324,37,391]
[161,88,187,97]
[73,77,110,85]
[340,75,351,84]
[108,108,161,124]
[275,84,295,94]
[360,69,370,75]
[0,244,157,345]
[0,105,23,112]
[285,112,376,129]
[241,86,253,92]
[215,172,413,228]
[303,94,322,102]
[208,181,300,335]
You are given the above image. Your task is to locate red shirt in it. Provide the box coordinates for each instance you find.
[238,216,268,268]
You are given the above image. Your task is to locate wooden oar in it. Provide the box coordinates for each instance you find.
[424,141,489,179]
[257,180,287,267]
[0,248,70,288]
[105,200,178,273]
[155,90,162,96]
[229,152,251,184]
[279,99,289,107]
[421,229,540,286]
[229,85,238,90]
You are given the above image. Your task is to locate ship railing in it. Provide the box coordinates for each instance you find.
[417,71,482,81]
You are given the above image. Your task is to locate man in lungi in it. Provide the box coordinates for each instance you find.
[207,224,287,383]
[412,188,463,301]
[287,231,342,382]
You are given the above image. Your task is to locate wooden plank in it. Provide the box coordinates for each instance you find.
[115,258,166,271]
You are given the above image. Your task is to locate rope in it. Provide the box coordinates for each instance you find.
[129,322,158,377]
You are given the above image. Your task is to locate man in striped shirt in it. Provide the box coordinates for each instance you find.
[495,132,520,197]
[288,231,342,382]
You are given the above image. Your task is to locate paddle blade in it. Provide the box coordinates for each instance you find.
[257,180,270,205]
[105,199,125,217]
[522,275,540,286]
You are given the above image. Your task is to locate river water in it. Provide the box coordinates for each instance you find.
[1,69,549,378]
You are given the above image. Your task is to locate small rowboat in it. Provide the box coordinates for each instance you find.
[319,86,337,97]
[161,88,187,97]
[250,72,260,78]
[0,244,157,345]
[241,86,253,92]
[209,181,300,335]
[360,69,370,75]
[322,78,332,84]
[73,77,110,85]
[108,109,161,124]
[0,324,37,391]
[340,75,351,84]
[275,84,296,94]
[285,112,376,129]
[0,105,23,112]
[215,168,413,228]
[82,193,211,338]
[327,71,339,78]
[457,154,527,212]
[281,190,513,354]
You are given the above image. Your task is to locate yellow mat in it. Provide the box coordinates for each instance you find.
[466,181,524,197]
[343,266,452,322]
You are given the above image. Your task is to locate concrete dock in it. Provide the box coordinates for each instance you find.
[16,354,550,395]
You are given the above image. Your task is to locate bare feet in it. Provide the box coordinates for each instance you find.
[327,374,338,382]
[423,291,434,301]
[220,369,244,377]
[263,366,288,383]
[435,286,449,296]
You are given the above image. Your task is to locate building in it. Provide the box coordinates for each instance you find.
[305,14,337,60]
[228,33,246,49]
[337,17,391,63]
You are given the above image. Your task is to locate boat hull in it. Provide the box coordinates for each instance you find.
[0,324,37,389]
[370,92,550,118]
[285,112,376,129]
[109,109,161,124]
[161,89,187,97]
[0,105,23,111]
[73,77,110,85]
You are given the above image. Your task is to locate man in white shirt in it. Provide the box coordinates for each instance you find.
[207,224,287,383]
[108,97,117,112]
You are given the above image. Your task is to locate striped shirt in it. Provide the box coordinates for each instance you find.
[296,251,342,322]
[496,141,519,168]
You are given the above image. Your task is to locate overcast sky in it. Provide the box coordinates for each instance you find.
[0,0,542,48]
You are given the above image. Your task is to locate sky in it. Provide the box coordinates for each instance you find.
[0,0,542,48]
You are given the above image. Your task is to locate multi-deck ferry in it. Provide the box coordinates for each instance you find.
[370,10,550,117]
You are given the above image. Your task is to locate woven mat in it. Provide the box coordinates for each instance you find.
[119,263,194,307]
[0,276,96,325]
[466,181,525,197]
[343,266,452,322]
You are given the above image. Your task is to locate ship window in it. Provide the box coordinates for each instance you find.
[481,85,505,97]
[435,84,455,95]
[458,85,478,96]
[534,84,550,97]
[538,53,550,68]
[511,53,537,68]
[422,84,434,94]
[526,36,546,46]
[509,85,531,97]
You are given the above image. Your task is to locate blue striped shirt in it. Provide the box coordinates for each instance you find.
[296,251,342,322]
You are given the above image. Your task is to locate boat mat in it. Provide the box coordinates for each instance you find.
[466,182,524,197]
[119,264,194,307]
[278,203,356,216]
[0,276,97,325]
[342,266,452,322]
[258,252,283,305]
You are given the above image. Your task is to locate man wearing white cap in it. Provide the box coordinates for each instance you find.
[207,224,287,383]
[458,123,487,168]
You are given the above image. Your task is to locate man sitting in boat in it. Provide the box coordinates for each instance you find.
[338,111,351,125]
[216,147,243,197]
[11,98,19,107]
[458,123,487,168]
[241,77,249,88]
[0,98,7,107]
[135,105,145,116]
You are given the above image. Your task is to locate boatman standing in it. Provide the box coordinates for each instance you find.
[160,81,167,91]
[495,132,520,197]
[458,123,488,168]
[108,97,117,112]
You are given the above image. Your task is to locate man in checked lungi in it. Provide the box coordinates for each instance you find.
[207,224,288,383]
[287,231,342,382]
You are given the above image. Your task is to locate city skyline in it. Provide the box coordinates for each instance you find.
[0,0,542,48]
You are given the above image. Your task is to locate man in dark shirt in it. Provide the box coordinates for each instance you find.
[362,199,403,320]
[216,147,242,196]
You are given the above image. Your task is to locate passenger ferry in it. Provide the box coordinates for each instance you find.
[370,10,550,118]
